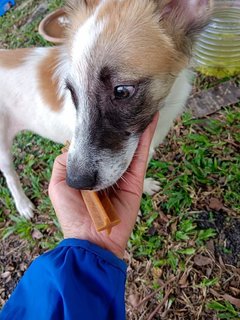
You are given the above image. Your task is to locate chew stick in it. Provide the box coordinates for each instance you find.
[81,190,121,235]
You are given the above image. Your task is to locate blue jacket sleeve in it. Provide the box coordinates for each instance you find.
[0,239,127,320]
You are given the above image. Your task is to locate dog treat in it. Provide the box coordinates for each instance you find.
[81,191,121,235]
[62,141,120,234]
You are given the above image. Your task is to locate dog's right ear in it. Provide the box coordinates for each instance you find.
[153,0,213,55]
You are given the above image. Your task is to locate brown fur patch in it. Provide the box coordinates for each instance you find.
[0,48,32,69]
[37,47,63,112]
[94,0,188,77]
[64,0,210,76]
[65,0,187,76]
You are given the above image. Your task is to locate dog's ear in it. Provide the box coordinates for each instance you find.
[155,0,213,55]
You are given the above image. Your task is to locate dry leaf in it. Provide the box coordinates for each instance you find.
[128,293,140,308]
[222,294,240,308]
[1,271,11,279]
[32,229,43,239]
[194,254,212,267]
[206,239,215,254]
[209,198,223,211]
[179,273,189,286]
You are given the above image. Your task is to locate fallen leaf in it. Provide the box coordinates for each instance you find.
[128,293,140,308]
[222,294,240,308]
[194,254,212,266]
[19,263,27,272]
[179,273,189,286]
[206,240,215,255]
[209,198,223,211]
[1,271,11,279]
[32,229,43,240]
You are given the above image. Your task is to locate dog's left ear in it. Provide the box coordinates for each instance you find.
[155,0,213,55]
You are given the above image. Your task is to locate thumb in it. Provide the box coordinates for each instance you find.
[127,112,159,181]
[49,152,68,191]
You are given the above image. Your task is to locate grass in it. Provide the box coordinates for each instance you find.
[0,1,240,319]
[207,301,240,319]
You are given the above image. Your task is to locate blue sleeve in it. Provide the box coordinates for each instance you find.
[0,239,127,320]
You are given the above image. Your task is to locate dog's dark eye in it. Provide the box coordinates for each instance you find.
[114,85,135,100]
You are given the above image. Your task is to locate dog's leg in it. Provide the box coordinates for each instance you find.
[0,120,35,219]
[143,70,193,195]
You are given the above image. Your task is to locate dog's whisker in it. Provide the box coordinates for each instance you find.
[110,184,118,197]
[120,175,129,185]
[113,183,123,197]
[115,181,121,189]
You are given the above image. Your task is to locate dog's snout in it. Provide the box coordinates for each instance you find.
[66,171,98,190]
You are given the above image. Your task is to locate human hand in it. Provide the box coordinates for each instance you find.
[48,113,159,259]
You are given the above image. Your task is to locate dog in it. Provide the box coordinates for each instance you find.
[0,0,212,219]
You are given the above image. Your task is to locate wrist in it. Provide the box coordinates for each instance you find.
[63,233,125,259]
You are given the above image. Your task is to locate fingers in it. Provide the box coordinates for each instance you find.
[48,153,68,192]
[128,112,159,181]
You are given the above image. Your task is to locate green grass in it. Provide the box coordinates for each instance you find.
[0,132,63,249]
[207,301,240,319]
[147,109,240,215]
[0,1,240,318]
[0,0,64,48]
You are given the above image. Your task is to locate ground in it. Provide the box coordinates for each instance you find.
[0,1,240,319]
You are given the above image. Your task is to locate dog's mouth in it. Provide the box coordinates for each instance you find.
[66,138,138,191]
[66,159,130,191]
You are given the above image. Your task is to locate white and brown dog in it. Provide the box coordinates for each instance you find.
[0,0,212,219]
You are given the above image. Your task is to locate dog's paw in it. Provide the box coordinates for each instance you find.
[16,197,35,219]
[143,178,160,196]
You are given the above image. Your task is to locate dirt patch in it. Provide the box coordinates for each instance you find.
[196,211,240,267]
[125,246,240,319]
[0,235,39,306]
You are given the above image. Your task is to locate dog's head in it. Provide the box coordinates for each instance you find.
[60,0,211,190]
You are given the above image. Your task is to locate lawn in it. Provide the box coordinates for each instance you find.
[0,1,240,319]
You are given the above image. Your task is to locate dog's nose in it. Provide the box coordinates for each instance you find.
[66,171,98,190]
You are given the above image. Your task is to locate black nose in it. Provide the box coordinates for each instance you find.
[66,171,98,190]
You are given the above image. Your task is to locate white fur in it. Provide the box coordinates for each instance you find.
[68,16,106,156]
[143,178,161,196]
[0,48,75,217]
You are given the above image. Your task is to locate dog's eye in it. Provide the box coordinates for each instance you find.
[114,85,135,100]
